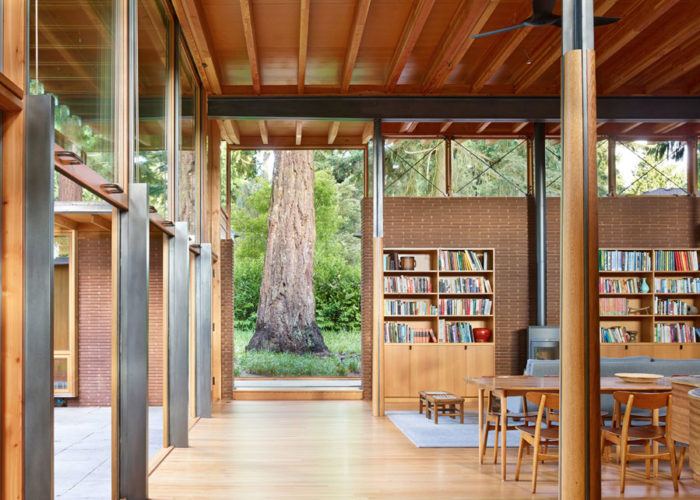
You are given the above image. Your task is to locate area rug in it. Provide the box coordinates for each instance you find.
[386,411,520,448]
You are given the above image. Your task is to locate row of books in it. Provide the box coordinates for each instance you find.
[599,298,631,316]
[384,300,437,316]
[655,277,700,294]
[599,277,644,294]
[438,298,492,316]
[599,250,652,272]
[600,326,630,343]
[654,298,694,316]
[438,320,476,343]
[438,277,492,294]
[384,322,435,343]
[654,323,700,343]
[438,250,489,271]
[384,276,432,294]
[655,250,699,272]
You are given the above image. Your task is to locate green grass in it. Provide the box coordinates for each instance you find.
[234,327,361,377]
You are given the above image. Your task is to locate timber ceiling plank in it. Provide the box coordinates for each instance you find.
[239,0,262,94]
[421,0,498,93]
[328,121,340,144]
[298,0,310,93]
[259,120,269,144]
[340,0,373,92]
[385,0,435,90]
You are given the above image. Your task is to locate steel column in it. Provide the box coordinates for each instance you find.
[372,118,384,416]
[24,95,55,499]
[168,222,190,446]
[533,123,547,326]
[195,243,213,418]
[608,138,616,196]
[115,183,150,499]
[560,0,601,498]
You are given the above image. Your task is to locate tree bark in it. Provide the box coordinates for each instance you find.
[247,150,328,354]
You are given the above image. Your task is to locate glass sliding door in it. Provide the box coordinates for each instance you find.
[177,40,199,240]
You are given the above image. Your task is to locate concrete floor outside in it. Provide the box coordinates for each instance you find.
[54,406,163,499]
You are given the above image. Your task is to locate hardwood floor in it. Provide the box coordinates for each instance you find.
[148,401,699,499]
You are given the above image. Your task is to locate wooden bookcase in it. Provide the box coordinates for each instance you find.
[381,248,495,408]
[599,248,700,360]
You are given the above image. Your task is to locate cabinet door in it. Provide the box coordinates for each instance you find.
[652,344,684,360]
[601,345,626,358]
[437,345,468,397]
[626,343,656,358]
[384,345,411,398]
[466,344,495,397]
[684,344,700,360]
[409,345,441,395]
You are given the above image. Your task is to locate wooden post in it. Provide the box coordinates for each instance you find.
[608,137,616,196]
[208,120,223,401]
[560,1,601,498]
[688,137,698,197]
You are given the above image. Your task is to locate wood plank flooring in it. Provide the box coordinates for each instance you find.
[148,401,700,499]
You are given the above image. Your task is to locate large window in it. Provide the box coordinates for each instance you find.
[137,0,170,217]
[30,0,116,182]
[384,139,446,196]
[615,141,688,196]
[178,40,199,239]
[545,139,609,196]
[452,139,527,196]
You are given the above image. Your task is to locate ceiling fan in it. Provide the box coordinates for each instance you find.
[472,0,619,39]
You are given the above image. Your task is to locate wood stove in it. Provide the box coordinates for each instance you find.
[528,326,560,360]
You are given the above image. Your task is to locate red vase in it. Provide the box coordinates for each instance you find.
[473,328,492,343]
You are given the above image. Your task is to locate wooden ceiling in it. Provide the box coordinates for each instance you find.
[174,0,700,147]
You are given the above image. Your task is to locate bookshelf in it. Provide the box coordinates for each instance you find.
[381,248,495,407]
[599,248,700,360]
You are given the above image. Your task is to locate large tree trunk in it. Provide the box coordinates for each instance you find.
[247,150,328,354]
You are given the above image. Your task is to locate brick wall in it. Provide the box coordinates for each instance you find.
[220,239,234,399]
[361,196,700,398]
[72,232,112,406]
[148,234,164,406]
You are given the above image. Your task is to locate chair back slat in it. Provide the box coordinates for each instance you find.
[613,391,669,410]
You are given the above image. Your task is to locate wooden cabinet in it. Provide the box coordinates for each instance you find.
[466,344,495,397]
[437,345,468,396]
[653,343,685,360]
[409,345,441,395]
[384,345,411,397]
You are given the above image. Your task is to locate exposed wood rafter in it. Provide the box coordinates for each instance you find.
[55,214,78,230]
[653,122,686,135]
[170,0,222,94]
[240,0,262,94]
[327,121,340,145]
[422,0,498,93]
[90,215,111,231]
[476,122,491,134]
[385,0,435,90]
[259,120,269,144]
[298,0,310,93]
[620,122,642,134]
[361,122,373,144]
[512,122,528,134]
[295,121,303,145]
[340,0,372,93]
[399,121,419,133]
[439,122,453,134]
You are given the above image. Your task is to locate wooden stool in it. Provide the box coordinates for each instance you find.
[418,391,449,415]
[425,393,464,424]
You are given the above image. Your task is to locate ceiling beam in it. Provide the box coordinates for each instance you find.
[471,3,533,92]
[550,123,561,134]
[645,50,700,93]
[512,122,528,134]
[54,214,78,230]
[233,136,364,149]
[513,0,618,93]
[209,96,700,121]
[385,0,435,91]
[399,121,419,133]
[295,121,303,145]
[422,0,498,93]
[328,121,340,144]
[298,0,310,93]
[90,215,111,232]
[170,0,222,94]
[476,122,491,134]
[602,22,700,94]
[218,120,241,145]
[259,120,269,145]
[439,122,453,134]
[361,122,373,144]
[239,0,262,94]
[619,122,642,134]
[340,0,372,93]
[653,122,686,135]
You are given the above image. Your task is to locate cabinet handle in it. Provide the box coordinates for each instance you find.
[464,345,468,350]
[624,345,628,350]
[409,345,412,350]
[680,345,684,351]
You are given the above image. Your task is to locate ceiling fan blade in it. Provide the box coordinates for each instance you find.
[472,22,529,39]
[593,16,620,26]
[533,0,556,15]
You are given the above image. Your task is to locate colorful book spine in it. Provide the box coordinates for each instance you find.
[598,250,652,271]
[654,298,694,316]
[655,277,700,293]
[384,300,436,316]
[599,298,630,316]
[438,277,492,293]
[598,277,643,294]
[384,276,432,294]
[438,250,488,271]
[654,250,700,271]
[384,322,435,343]
[438,298,492,316]
[600,326,629,343]
[654,323,700,343]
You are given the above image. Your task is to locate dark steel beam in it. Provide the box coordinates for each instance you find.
[195,244,213,418]
[24,95,55,500]
[208,96,700,122]
[533,122,547,327]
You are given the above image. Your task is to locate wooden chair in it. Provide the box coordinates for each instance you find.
[514,392,559,493]
[479,391,535,465]
[601,392,678,494]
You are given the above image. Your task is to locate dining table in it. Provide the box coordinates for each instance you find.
[467,375,673,480]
